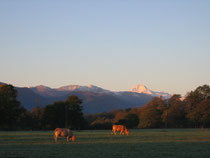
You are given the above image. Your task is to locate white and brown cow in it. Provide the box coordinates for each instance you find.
[54,128,75,142]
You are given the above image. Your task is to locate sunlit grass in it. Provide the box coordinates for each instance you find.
[0,129,210,158]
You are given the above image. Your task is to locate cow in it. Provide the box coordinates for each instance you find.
[54,128,75,142]
[112,125,129,136]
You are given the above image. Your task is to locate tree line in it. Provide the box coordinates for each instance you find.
[0,84,209,130]
[0,84,85,130]
[87,84,210,129]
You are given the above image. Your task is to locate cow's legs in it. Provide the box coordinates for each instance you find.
[114,130,117,135]
[112,129,115,135]
[112,130,116,135]
[54,136,57,142]
[120,130,125,135]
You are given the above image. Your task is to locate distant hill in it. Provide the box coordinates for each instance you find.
[1,82,170,114]
[0,82,6,85]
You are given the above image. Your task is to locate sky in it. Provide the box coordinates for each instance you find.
[0,0,210,95]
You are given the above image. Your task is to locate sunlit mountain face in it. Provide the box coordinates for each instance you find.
[1,82,171,114]
[130,84,153,95]
[130,84,171,98]
[57,85,111,94]
[30,84,171,98]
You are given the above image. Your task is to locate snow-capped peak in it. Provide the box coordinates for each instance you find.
[130,84,171,98]
[57,85,80,91]
[130,84,153,95]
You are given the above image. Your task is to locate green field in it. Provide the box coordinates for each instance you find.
[0,129,210,158]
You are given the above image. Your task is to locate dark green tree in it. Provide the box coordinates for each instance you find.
[42,101,66,129]
[30,106,45,130]
[65,95,84,129]
[0,84,26,130]
[42,95,85,130]
[124,113,139,128]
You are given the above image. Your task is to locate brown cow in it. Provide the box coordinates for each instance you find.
[54,128,75,142]
[112,125,129,136]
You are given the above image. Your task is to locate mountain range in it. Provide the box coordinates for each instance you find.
[1,82,171,114]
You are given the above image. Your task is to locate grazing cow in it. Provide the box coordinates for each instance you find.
[112,125,129,136]
[54,128,75,142]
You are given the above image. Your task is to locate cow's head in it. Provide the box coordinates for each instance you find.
[125,129,129,136]
[71,136,76,142]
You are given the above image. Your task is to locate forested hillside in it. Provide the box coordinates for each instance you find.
[0,84,209,130]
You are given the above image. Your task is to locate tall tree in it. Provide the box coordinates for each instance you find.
[185,84,210,127]
[30,106,45,130]
[42,95,85,130]
[162,95,186,128]
[113,110,128,124]
[124,113,139,128]
[198,100,210,127]
[189,99,210,127]
[138,97,166,128]
[0,84,25,130]
[65,95,84,129]
[42,101,66,129]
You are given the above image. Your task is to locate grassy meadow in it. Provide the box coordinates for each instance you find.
[0,129,210,158]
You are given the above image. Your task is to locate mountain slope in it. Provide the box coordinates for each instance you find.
[57,85,111,94]
[1,82,170,114]
[16,89,152,114]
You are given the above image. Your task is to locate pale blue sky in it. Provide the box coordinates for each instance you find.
[0,0,210,95]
